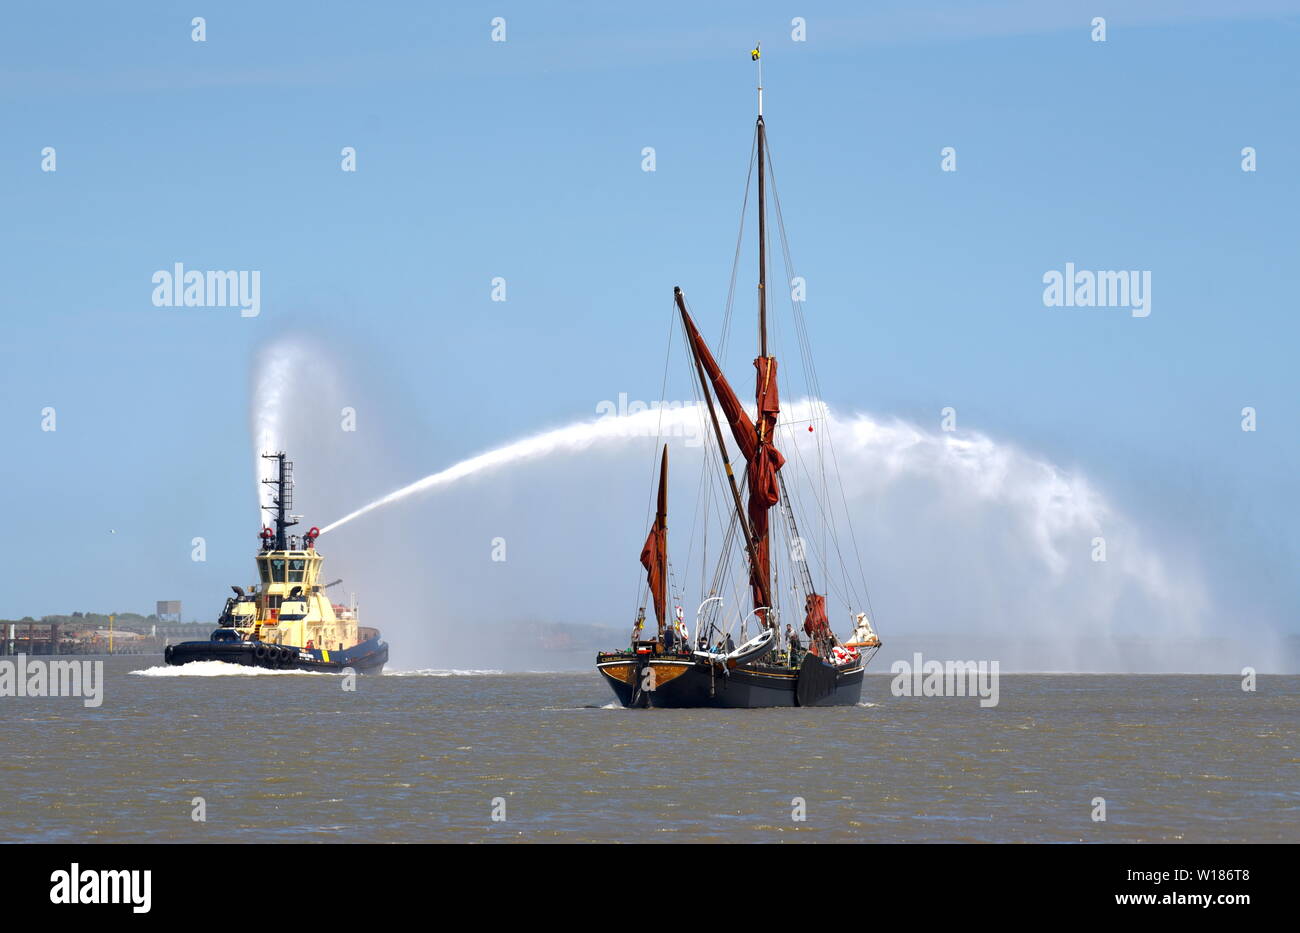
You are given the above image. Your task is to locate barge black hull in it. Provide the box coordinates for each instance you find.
[596,653,864,708]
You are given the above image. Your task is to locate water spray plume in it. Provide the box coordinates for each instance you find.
[250,345,1253,670]
[319,401,1202,630]
[250,340,298,522]
[319,410,689,533]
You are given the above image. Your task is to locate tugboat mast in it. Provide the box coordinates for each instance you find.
[260,452,297,550]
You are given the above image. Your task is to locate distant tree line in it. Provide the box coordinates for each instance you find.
[0,611,162,633]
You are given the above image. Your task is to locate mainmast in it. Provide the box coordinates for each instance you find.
[673,48,787,633]
[754,42,768,359]
[750,42,780,627]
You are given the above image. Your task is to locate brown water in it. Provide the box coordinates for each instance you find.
[1,657,1295,843]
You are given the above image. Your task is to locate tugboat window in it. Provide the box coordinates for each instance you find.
[270,558,286,582]
[258,560,270,583]
[288,559,305,582]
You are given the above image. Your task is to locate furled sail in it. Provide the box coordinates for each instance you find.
[639,444,669,636]
[680,309,785,625]
[802,592,831,649]
[749,353,785,626]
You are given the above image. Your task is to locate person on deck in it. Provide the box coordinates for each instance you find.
[787,624,803,664]
[725,633,735,654]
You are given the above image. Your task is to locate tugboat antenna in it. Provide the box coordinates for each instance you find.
[260,452,298,550]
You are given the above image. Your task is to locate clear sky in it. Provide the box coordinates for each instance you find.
[1,1,1296,642]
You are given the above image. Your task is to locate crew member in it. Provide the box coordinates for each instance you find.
[787,624,803,663]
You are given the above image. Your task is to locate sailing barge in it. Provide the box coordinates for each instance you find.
[597,47,881,708]
[165,452,388,673]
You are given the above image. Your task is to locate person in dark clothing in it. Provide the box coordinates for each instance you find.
[725,633,735,654]
[786,623,803,664]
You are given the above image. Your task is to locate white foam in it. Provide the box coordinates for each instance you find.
[130,661,332,677]
[381,668,504,677]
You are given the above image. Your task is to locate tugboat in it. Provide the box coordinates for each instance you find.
[596,46,881,708]
[165,452,388,673]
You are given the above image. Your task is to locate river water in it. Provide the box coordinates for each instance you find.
[1,657,1295,843]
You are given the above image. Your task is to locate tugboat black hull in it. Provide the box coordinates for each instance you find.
[596,653,863,708]
[165,635,388,674]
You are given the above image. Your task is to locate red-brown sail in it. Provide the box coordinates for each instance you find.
[802,592,831,653]
[749,354,785,626]
[679,309,757,461]
[639,444,669,637]
[680,309,785,625]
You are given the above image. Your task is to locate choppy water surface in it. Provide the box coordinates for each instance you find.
[1,657,1295,842]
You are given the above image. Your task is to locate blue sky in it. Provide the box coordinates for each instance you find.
[1,1,1296,634]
